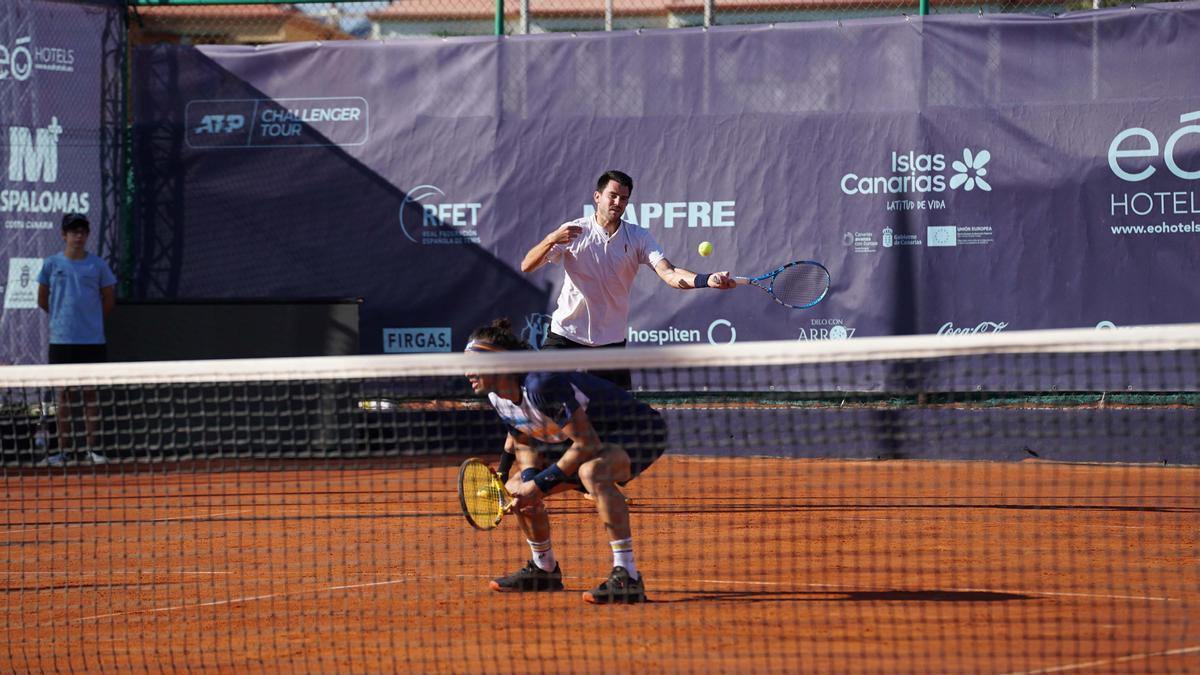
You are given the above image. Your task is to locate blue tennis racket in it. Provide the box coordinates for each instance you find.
[735,260,830,309]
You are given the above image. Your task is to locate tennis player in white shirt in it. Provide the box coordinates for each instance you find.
[520,170,735,389]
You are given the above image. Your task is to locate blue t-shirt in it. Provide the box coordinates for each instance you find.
[37,253,117,345]
[486,371,665,454]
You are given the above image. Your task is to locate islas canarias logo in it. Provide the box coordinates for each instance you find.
[841,148,992,195]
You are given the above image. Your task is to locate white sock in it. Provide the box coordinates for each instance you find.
[528,539,557,571]
[610,537,638,579]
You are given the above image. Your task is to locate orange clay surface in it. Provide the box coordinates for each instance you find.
[2,455,1198,673]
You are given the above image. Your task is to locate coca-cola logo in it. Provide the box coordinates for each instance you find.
[938,321,1009,335]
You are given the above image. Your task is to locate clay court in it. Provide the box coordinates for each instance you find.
[3,455,1197,673]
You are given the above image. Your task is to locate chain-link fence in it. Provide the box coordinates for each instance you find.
[129,0,1176,44]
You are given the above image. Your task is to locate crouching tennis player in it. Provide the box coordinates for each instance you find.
[464,318,666,604]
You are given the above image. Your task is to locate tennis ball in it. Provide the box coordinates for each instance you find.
[698,241,714,257]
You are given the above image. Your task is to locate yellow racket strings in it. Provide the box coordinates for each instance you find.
[463,461,505,527]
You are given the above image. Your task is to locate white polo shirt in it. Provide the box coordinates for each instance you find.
[546,215,665,347]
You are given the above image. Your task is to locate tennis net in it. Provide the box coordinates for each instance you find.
[1,324,1198,672]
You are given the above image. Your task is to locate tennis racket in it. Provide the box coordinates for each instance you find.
[457,458,512,530]
[735,260,830,309]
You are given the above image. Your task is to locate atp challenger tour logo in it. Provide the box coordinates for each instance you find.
[186,97,369,148]
[399,185,482,246]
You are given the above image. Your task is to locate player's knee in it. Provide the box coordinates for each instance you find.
[578,462,612,492]
[579,457,629,490]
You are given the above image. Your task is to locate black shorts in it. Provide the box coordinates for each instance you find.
[541,332,632,391]
[48,344,108,364]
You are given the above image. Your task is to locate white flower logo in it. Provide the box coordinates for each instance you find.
[949,148,991,192]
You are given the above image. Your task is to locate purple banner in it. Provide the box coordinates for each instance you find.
[0,0,122,365]
[129,3,1200,356]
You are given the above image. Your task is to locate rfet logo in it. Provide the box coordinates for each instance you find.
[399,184,482,246]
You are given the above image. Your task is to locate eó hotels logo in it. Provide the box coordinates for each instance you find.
[949,149,992,192]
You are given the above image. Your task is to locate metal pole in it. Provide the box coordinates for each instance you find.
[704,0,713,27]
[496,0,504,35]
[919,0,928,15]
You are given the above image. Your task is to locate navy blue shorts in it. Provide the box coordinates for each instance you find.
[537,409,667,492]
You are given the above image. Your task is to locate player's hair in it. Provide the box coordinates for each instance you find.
[468,318,532,351]
[61,213,90,233]
[596,170,633,194]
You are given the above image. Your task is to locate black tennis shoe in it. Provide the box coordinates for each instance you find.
[582,566,645,604]
[489,560,563,592]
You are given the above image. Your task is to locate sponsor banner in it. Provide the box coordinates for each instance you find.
[383,327,452,353]
[186,97,370,149]
[3,258,42,310]
[798,318,856,342]
[937,321,1010,336]
[399,184,482,246]
[1,0,117,365]
[128,5,1200,363]
[521,313,553,350]
[0,33,77,83]
[627,319,739,346]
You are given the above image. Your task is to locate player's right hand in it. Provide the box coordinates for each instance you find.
[508,477,545,514]
[708,271,736,289]
[549,223,583,245]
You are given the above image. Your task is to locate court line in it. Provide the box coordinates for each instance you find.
[76,578,410,622]
[1,511,253,535]
[2,572,1181,631]
[1002,644,1200,674]
[0,509,445,535]
[660,578,1180,602]
[828,516,1153,529]
[3,570,232,577]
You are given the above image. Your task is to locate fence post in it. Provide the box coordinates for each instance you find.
[495,0,504,35]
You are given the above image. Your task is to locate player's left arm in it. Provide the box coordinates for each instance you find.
[508,406,603,506]
[651,258,734,290]
[508,403,614,504]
